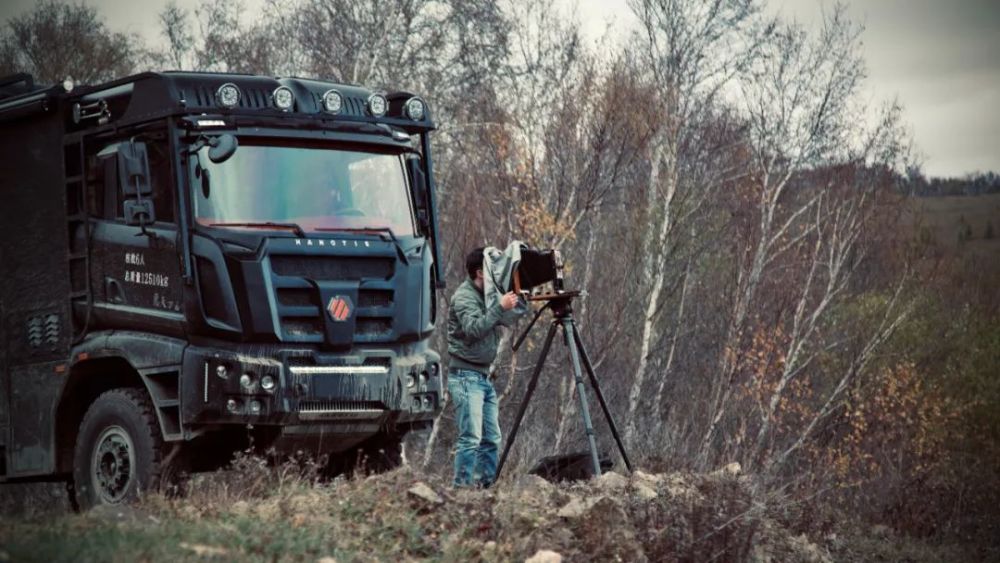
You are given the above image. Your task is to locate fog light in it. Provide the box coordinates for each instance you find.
[240,373,254,390]
[322,89,343,113]
[216,364,229,378]
[216,83,240,108]
[406,374,416,389]
[404,97,425,120]
[226,398,240,413]
[261,375,276,392]
[248,400,262,415]
[367,93,387,116]
[272,86,294,111]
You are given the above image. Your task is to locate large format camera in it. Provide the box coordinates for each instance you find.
[512,247,565,295]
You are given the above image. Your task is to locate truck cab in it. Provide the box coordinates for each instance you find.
[0,72,445,508]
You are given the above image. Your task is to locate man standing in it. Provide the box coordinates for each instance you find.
[447,247,519,487]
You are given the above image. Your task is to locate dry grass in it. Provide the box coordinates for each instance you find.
[2,457,991,562]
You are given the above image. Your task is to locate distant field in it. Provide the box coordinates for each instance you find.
[900,193,1000,272]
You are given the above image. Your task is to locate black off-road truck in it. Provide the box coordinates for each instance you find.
[0,71,445,508]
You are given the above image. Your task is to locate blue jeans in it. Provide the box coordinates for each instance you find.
[448,368,501,487]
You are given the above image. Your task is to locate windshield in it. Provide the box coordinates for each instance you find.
[192,141,416,235]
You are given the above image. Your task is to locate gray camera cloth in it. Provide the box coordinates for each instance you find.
[483,242,530,326]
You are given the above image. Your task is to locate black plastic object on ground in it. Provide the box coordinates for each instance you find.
[530,451,614,482]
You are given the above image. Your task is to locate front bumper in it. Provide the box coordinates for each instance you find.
[180,344,442,429]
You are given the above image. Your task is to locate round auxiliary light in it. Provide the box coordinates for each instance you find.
[272,86,294,111]
[367,93,387,117]
[429,363,439,377]
[216,83,241,108]
[418,371,428,385]
[404,97,425,121]
[226,399,240,414]
[322,89,343,114]
[216,364,229,378]
[248,400,262,415]
[422,396,432,409]
[240,373,253,390]
[406,373,416,389]
[260,375,276,392]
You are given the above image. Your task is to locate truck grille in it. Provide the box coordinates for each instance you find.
[271,256,393,280]
[274,288,396,343]
[298,400,386,419]
[270,252,397,344]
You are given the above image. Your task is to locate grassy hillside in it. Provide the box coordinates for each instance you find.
[902,193,1000,268]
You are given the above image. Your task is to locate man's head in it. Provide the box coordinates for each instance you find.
[466,247,485,289]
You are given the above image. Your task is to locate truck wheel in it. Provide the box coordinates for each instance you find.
[72,388,164,510]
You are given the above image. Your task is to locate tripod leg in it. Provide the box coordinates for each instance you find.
[573,324,634,472]
[495,320,559,480]
[561,317,603,478]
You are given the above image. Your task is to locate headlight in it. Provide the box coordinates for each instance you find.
[406,373,416,389]
[404,97,425,120]
[367,93,387,117]
[429,363,439,377]
[418,371,428,385]
[240,373,254,391]
[261,375,276,392]
[226,399,240,413]
[216,83,241,108]
[322,89,343,113]
[422,396,432,409]
[272,86,294,111]
[248,400,262,415]
[215,364,229,378]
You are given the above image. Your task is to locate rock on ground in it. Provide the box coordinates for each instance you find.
[407,481,444,505]
[524,549,563,563]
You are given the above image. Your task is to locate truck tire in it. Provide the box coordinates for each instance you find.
[72,388,164,510]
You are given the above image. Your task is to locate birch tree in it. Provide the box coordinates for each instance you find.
[696,6,912,470]
[623,0,767,444]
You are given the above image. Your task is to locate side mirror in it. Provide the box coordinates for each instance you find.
[405,157,430,232]
[118,141,151,196]
[207,134,238,164]
[116,140,156,227]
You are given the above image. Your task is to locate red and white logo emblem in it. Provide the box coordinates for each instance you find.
[327,296,353,322]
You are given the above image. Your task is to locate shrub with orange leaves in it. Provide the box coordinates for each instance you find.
[809,362,968,535]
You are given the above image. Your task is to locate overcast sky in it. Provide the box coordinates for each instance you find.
[1,0,997,177]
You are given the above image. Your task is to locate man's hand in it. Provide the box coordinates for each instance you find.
[500,291,519,311]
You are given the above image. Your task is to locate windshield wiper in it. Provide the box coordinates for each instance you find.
[317,226,397,243]
[209,222,306,238]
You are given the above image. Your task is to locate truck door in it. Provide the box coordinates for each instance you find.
[87,135,184,331]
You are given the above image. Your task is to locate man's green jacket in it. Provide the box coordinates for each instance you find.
[447,278,504,374]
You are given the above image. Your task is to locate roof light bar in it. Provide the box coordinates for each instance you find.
[367,93,387,117]
[215,83,241,108]
[322,89,343,113]
[272,86,294,111]
[404,97,426,121]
